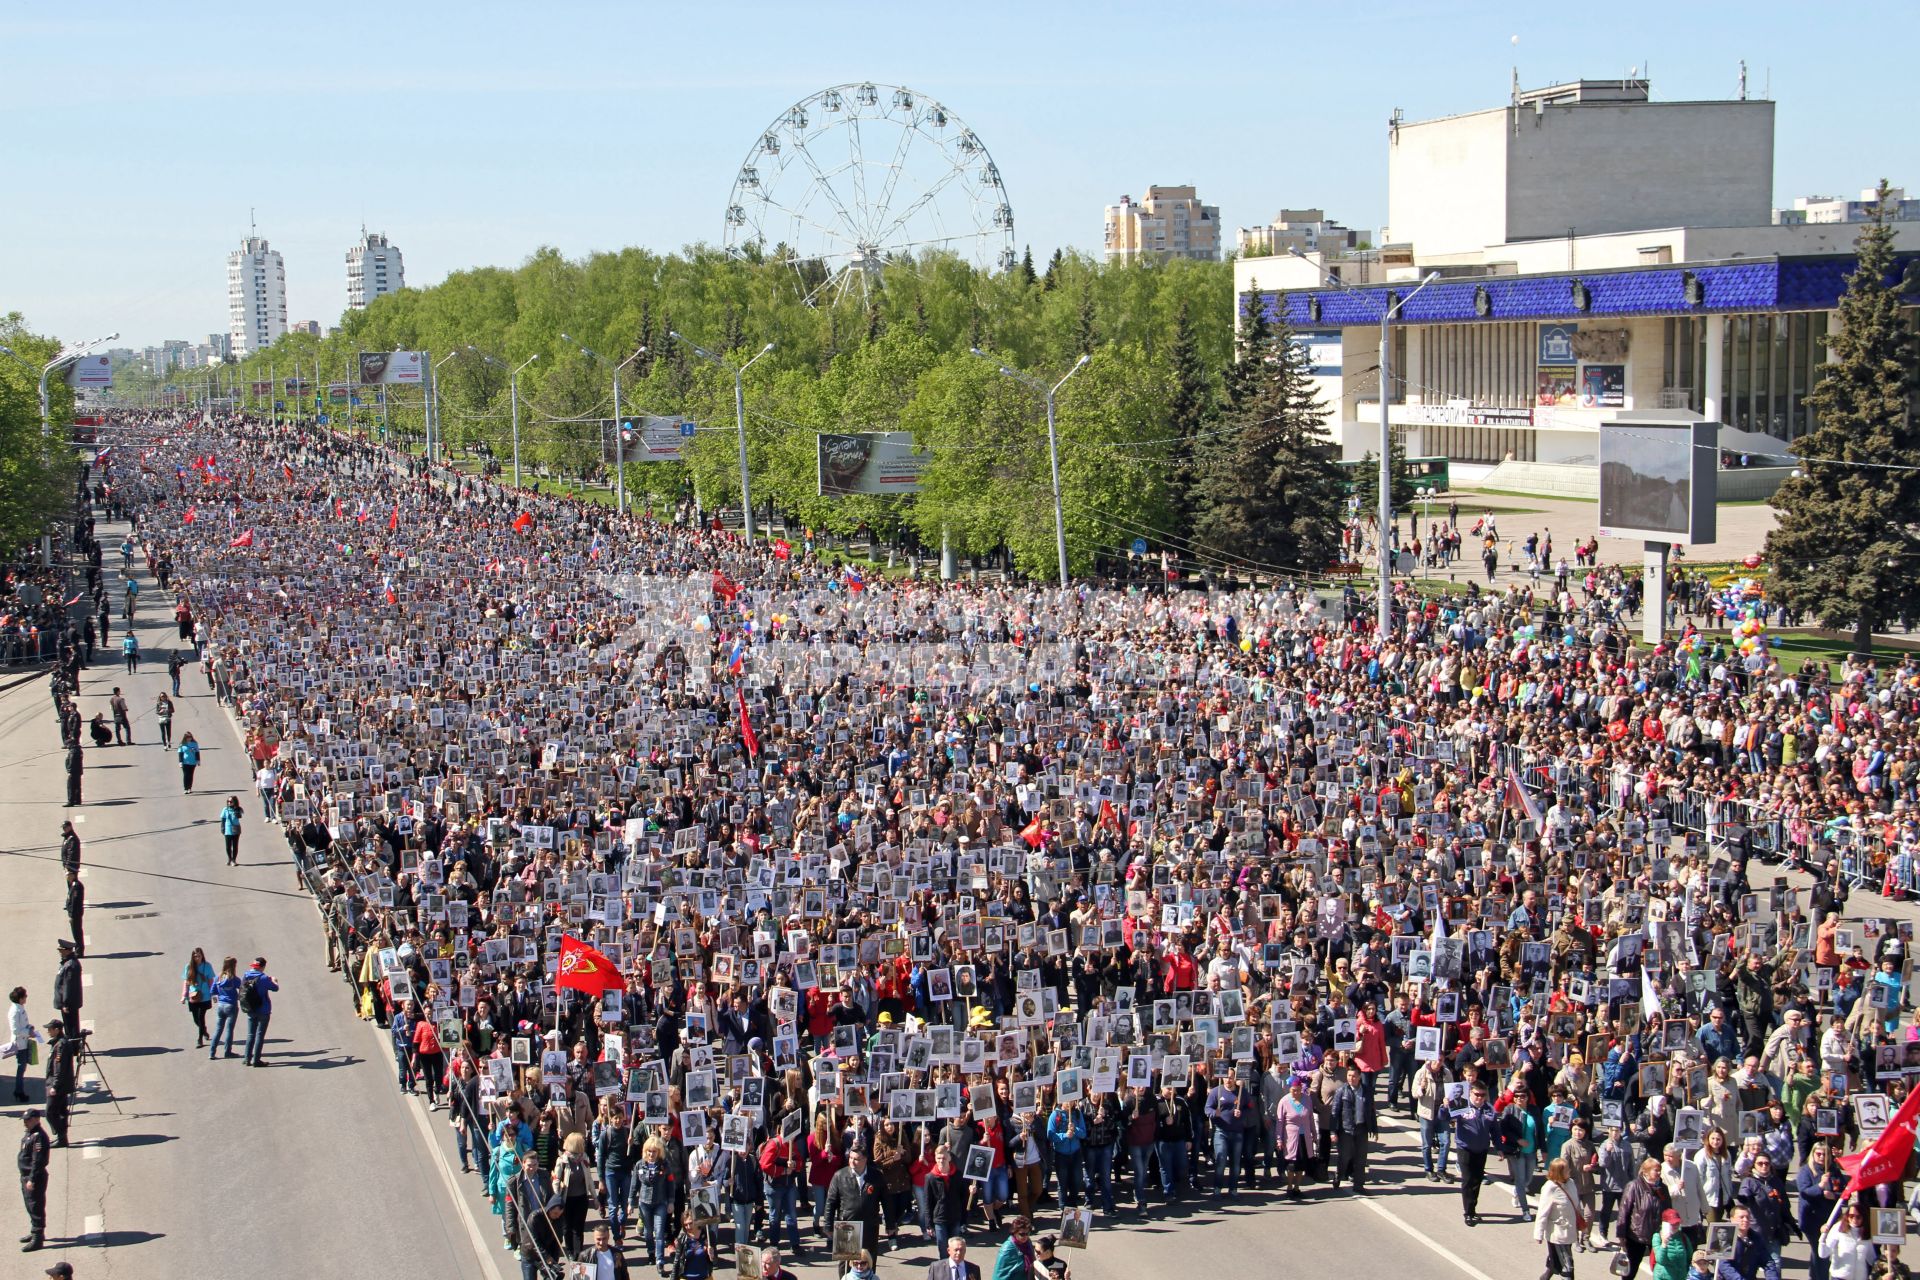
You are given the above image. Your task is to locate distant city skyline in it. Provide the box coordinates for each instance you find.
[2,2,1914,348]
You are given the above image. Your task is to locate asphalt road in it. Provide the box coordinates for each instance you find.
[0,521,507,1280]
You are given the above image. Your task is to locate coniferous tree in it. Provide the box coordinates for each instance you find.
[1351,433,1413,518]
[1043,248,1064,292]
[1076,283,1097,356]
[1190,292,1345,578]
[1765,181,1920,655]
[722,304,746,354]
[1019,246,1037,288]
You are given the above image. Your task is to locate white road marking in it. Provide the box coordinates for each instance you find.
[79,1019,94,1033]
[71,815,85,824]
[83,1212,104,1244]
[83,1142,104,1161]
[81,973,93,987]
[1359,1194,1499,1280]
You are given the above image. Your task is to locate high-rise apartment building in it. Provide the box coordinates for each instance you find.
[1103,186,1220,262]
[1774,186,1920,225]
[347,228,405,309]
[227,235,288,356]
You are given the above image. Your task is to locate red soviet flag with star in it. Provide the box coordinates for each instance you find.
[1840,1083,1920,1196]
[555,935,625,996]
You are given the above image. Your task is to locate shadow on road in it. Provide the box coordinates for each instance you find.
[88,950,163,961]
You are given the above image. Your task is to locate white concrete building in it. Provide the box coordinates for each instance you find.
[1236,209,1369,259]
[347,228,405,310]
[1235,79,1920,492]
[227,235,287,357]
[1776,187,1920,225]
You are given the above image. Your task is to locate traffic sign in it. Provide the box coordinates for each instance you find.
[1131,538,1148,555]
[679,421,697,437]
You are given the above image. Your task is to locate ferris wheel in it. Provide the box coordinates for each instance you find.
[723,82,1017,305]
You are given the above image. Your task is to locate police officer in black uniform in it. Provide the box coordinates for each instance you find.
[64,871,84,959]
[41,1022,78,1150]
[58,822,80,876]
[18,1109,48,1251]
[52,940,81,1035]
[63,741,82,809]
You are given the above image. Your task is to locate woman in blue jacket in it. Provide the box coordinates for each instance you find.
[177,733,201,792]
[207,955,241,1059]
[179,947,215,1048]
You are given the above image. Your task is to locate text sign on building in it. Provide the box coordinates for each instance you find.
[357,351,425,385]
[1292,329,1343,377]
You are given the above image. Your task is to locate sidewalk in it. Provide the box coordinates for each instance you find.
[0,512,504,1279]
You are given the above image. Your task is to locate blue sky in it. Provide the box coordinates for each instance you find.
[4,1,1914,349]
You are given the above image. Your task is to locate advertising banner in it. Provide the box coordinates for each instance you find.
[1580,365,1626,408]
[816,431,930,497]
[1535,368,1578,408]
[357,350,424,385]
[65,355,113,388]
[601,416,697,464]
[250,381,274,396]
[1293,329,1343,377]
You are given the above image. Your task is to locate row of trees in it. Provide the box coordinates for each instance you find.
[0,314,78,556]
[113,248,1352,580]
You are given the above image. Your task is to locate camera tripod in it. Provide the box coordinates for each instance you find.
[71,1031,123,1115]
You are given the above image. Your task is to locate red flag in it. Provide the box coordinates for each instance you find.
[282,464,295,483]
[512,512,534,534]
[383,575,397,606]
[1840,1083,1920,1196]
[772,539,792,561]
[1021,816,1046,848]
[712,570,741,601]
[556,934,626,996]
[229,529,254,548]
[737,687,760,758]
[183,507,196,524]
[388,504,399,532]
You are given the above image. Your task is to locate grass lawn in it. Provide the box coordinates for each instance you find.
[1459,487,1592,505]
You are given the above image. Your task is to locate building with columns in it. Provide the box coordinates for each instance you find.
[1234,79,1920,489]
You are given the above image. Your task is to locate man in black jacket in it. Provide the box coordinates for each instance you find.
[58,822,80,875]
[925,1147,969,1256]
[824,1146,882,1259]
[18,1109,49,1252]
[41,1023,78,1149]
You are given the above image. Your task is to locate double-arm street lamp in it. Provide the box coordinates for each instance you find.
[970,347,1090,589]
[563,335,649,516]
[1289,249,1440,635]
[672,333,774,540]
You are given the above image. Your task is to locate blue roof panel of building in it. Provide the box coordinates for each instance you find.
[1253,253,1917,329]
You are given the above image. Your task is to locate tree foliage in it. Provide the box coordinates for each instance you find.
[115,246,1239,580]
[1764,182,1920,654]
[1189,296,1346,580]
[0,314,78,556]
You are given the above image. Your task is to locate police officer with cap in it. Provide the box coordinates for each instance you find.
[52,940,81,1034]
[18,1108,48,1251]
[41,1021,78,1150]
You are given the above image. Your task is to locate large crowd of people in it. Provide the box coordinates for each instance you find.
[64,411,1920,1279]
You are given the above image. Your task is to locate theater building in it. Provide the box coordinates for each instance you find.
[1234,79,1920,492]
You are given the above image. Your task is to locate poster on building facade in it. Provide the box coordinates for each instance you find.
[1580,365,1626,408]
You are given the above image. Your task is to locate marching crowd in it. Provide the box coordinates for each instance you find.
[45,410,1920,1280]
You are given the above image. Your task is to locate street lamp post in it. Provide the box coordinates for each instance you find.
[1416,485,1435,579]
[564,336,650,517]
[1289,250,1439,635]
[467,347,541,488]
[674,333,774,540]
[971,347,1090,589]
[427,350,460,461]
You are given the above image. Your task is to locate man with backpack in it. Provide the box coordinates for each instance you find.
[240,957,278,1067]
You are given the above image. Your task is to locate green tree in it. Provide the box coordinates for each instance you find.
[1764,181,1920,655]
[0,315,75,555]
[1189,295,1344,580]
[1164,300,1213,538]
[1350,433,1413,517]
